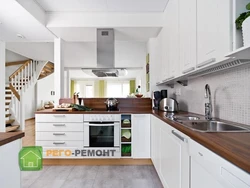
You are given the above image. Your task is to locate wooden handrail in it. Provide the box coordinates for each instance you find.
[9,83,20,101]
[5,60,29,67]
[9,60,32,80]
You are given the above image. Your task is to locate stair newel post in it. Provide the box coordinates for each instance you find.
[31,60,33,82]
[24,65,27,92]
[27,62,30,87]
[21,67,23,93]
[10,78,14,109]
[19,91,25,131]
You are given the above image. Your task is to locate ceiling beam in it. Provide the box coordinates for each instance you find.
[47,12,164,28]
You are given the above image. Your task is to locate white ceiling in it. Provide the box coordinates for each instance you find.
[0,0,54,42]
[48,27,161,42]
[35,0,169,12]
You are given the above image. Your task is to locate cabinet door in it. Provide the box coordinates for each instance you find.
[132,114,150,158]
[167,0,180,78]
[150,115,161,171]
[180,0,197,74]
[160,126,189,188]
[191,158,225,188]
[197,0,232,68]
[0,140,21,188]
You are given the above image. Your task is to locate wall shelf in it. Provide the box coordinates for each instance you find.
[226,45,250,60]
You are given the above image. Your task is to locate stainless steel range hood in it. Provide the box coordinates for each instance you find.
[92,28,117,77]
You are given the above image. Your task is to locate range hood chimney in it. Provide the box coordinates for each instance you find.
[97,28,115,68]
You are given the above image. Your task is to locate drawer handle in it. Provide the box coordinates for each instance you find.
[198,152,203,156]
[197,58,216,68]
[53,115,66,117]
[53,124,66,126]
[182,67,195,74]
[53,142,65,144]
[53,133,66,135]
[171,130,185,142]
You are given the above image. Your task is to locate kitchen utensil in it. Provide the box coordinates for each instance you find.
[104,98,119,111]
[159,98,179,112]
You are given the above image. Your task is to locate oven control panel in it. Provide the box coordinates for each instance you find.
[84,114,121,122]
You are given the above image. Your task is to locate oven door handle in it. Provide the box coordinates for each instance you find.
[86,123,116,126]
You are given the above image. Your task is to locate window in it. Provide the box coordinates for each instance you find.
[106,81,130,98]
[85,85,94,98]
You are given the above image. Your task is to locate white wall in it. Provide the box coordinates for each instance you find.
[6,50,28,62]
[24,87,36,119]
[64,42,97,67]
[36,74,54,109]
[63,41,146,68]
[6,42,54,61]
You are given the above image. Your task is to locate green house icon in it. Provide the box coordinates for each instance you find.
[19,146,43,171]
[20,151,41,168]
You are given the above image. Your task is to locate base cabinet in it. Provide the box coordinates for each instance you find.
[151,115,189,188]
[0,139,21,188]
[190,139,250,188]
[132,114,150,158]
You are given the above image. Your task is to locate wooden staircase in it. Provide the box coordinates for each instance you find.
[4,59,53,132]
[5,85,19,132]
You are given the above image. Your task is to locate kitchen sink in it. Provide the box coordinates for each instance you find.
[174,115,200,121]
[181,120,250,132]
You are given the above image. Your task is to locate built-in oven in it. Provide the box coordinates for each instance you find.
[83,114,121,158]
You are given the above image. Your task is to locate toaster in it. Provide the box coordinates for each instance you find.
[159,98,179,112]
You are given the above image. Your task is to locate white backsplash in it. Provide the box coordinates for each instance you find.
[169,63,250,125]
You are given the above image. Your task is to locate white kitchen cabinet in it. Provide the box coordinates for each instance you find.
[190,139,250,188]
[35,114,84,158]
[132,114,150,158]
[150,115,162,171]
[180,0,197,75]
[150,115,190,188]
[166,0,180,79]
[197,0,232,68]
[155,29,163,84]
[160,126,189,188]
[0,139,21,188]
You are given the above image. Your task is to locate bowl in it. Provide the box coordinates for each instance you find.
[135,94,143,98]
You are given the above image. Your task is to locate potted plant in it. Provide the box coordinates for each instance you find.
[236,2,250,46]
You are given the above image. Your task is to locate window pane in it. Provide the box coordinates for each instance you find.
[122,83,130,97]
[85,85,94,98]
[106,82,122,97]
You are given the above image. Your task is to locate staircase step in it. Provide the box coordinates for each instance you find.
[5,119,15,125]
[5,114,11,118]
[5,108,9,111]
[5,91,11,95]
[5,96,11,100]
[6,125,20,132]
[5,102,10,106]
[5,87,10,90]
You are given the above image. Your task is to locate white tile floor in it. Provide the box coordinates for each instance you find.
[22,165,163,188]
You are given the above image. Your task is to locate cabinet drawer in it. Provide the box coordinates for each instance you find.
[190,139,250,188]
[36,132,84,141]
[36,123,84,132]
[35,114,83,123]
[36,141,83,148]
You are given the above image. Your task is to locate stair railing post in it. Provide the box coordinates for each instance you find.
[19,91,25,131]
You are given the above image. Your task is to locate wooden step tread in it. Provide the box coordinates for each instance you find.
[6,125,20,132]
[6,119,15,125]
[5,108,9,111]
[5,87,10,90]
[5,102,10,105]
[5,91,11,95]
[5,114,11,118]
[5,97,11,100]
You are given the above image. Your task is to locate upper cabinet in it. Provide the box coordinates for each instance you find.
[196,0,232,69]
[179,0,197,75]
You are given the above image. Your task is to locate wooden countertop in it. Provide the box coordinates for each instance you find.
[152,110,250,174]
[35,108,153,114]
[35,108,250,173]
[0,131,25,146]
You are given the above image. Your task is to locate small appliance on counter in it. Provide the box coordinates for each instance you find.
[152,91,161,110]
[104,98,119,111]
[159,98,179,112]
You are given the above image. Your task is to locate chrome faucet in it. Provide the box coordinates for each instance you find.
[205,84,212,120]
